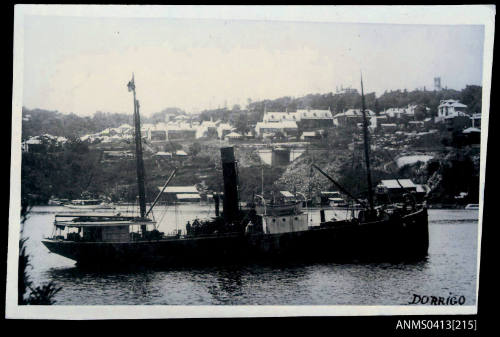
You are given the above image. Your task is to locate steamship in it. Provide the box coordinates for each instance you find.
[42,76,429,267]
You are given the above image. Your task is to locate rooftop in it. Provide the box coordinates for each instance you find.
[378,179,416,189]
[263,112,300,122]
[225,132,243,138]
[439,99,467,108]
[280,191,294,198]
[160,186,198,193]
[297,109,333,119]
[334,109,375,118]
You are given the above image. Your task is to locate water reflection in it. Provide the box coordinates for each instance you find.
[206,266,244,304]
[46,261,330,305]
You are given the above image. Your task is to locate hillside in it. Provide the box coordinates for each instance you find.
[198,85,482,127]
[22,85,481,140]
[20,84,482,206]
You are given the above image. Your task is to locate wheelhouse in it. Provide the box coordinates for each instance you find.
[50,214,160,243]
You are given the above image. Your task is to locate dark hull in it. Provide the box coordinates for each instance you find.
[42,208,429,267]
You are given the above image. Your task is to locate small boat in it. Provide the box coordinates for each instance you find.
[64,199,115,210]
[48,198,68,206]
[465,203,479,210]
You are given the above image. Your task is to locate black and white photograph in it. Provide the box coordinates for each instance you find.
[6,5,494,319]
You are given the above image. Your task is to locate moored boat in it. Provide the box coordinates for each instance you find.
[465,203,479,210]
[48,197,68,206]
[64,199,115,210]
[42,75,429,267]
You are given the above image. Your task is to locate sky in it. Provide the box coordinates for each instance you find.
[21,13,485,116]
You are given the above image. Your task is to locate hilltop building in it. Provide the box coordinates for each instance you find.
[22,134,67,152]
[296,109,334,130]
[384,108,407,119]
[333,109,376,127]
[255,121,298,138]
[436,99,468,121]
[258,109,332,138]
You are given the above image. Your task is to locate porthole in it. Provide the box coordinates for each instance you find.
[282,218,286,222]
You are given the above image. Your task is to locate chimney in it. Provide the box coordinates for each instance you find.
[220,147,239,224]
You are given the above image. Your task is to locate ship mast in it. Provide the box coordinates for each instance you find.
[128,74,147,219]
[360,75,374,211]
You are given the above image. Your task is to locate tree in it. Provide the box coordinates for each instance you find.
[414,105,428,121]
[460,85,482,114]
[19,197,62,305]
[234,113,249,135]
[374,99,380,115]
[189,142,202,157]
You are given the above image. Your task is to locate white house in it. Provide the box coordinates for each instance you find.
[255,121,298,137]
[333,109,375,127]
[296,109,334,129]
[437,99,468,121]
[384,108,406,118]
[22,138,42,152]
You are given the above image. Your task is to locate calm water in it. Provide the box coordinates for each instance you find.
[20,205,479,305]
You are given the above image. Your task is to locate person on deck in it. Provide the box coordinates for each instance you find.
[192,219,200,235]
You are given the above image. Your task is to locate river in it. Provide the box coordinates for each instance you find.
[19,205,478,305]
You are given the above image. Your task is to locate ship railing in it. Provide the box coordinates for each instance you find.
[184,231,243,239]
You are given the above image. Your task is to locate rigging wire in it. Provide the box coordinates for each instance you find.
[151,156,178,232]
[174,201,179,235]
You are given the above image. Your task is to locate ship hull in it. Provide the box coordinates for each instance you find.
[42,208,429,267]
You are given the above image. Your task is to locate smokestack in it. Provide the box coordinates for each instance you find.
[220,147,239,224]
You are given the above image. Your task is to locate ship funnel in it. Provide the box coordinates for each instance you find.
[220,147,239,224]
